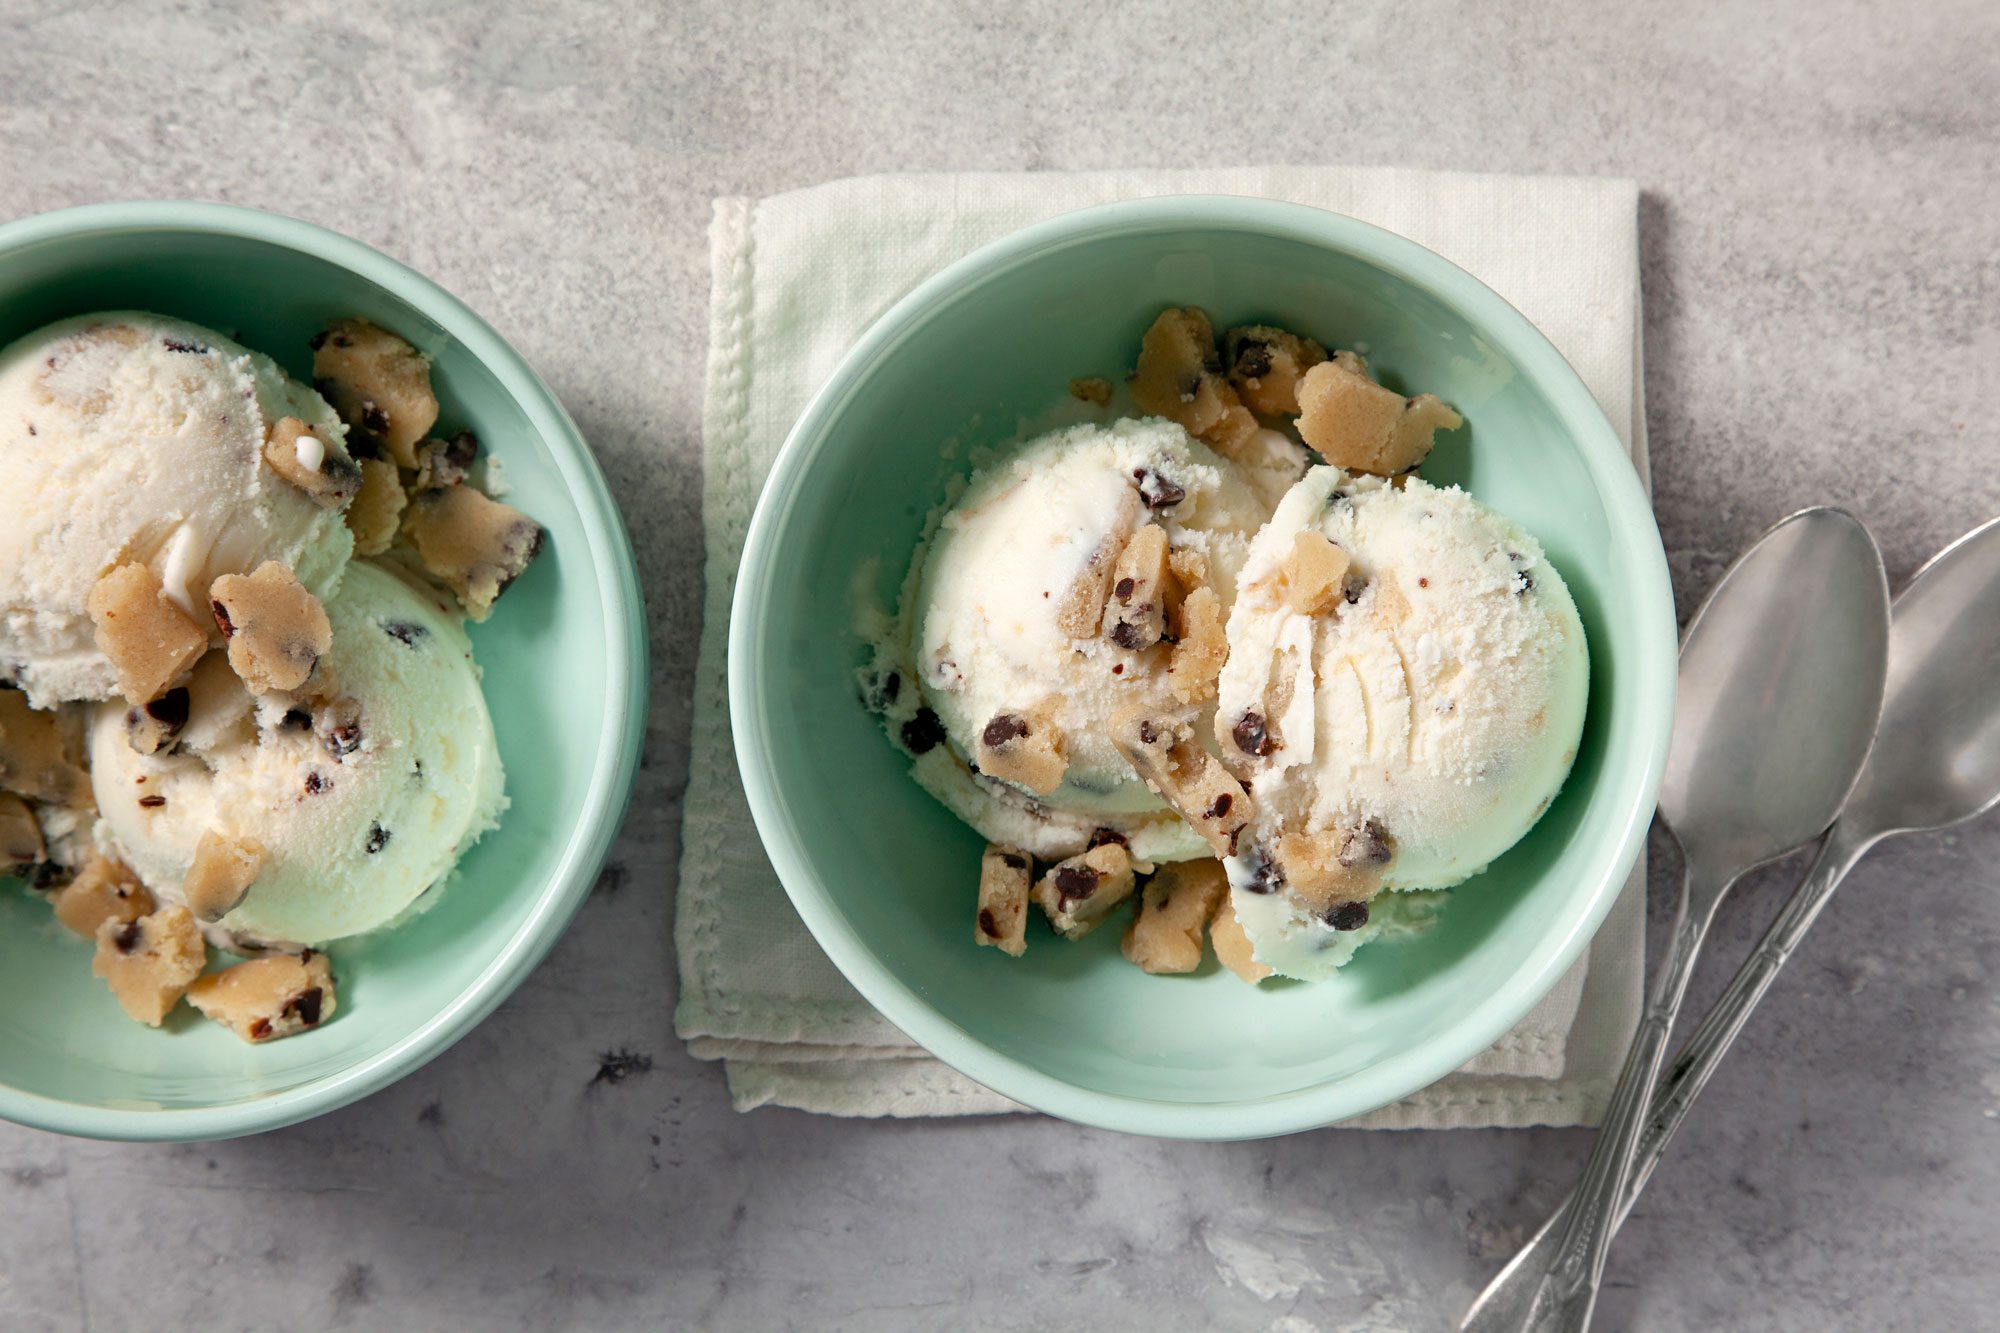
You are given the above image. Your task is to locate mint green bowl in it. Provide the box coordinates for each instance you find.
[0,203,646,1141]
[733,198,1675,1139]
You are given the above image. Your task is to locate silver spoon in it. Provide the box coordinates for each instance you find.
[1474,507,1891,1333]
[1461,514,2000,1327]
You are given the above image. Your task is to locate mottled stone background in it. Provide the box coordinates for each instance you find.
[1,2,1995,1329]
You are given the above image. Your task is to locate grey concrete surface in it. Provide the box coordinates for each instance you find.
[1,1,1996,1329]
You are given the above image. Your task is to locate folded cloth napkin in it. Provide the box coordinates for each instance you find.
[677,166,1649,1127]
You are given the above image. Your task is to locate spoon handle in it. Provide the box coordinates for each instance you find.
[1516,866,1723,1332]
[1460,827,1872,1332]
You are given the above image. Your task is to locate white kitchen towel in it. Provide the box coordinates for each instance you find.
[677,166,1649,1127]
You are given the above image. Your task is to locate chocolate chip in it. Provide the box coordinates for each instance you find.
[304,771,329,795]
[1514,571,1535,595]
[1326,901,1370,931]
[285,986,325,1027]
[1132,469,1188,511]
[364,823,390,854]
[210,601,235,637]
[444,432,479,468]
[1342,573,1369,605]
[360,402,390,436]
[1338,819,1394,868]
[1232,712,1275,758]
[317,698,363,759]
[900,708,946,755]
[308,331,328,351]
[382,620,428,647]
[982,713,1029,748]
[999,852,1028,870]
[161,338,206,354]
[281,708,312,731]
[138,794,166,809]
[146,688,190,730]
[868,670,901,710]
[977,908,1000,938]
[1137,719,1159,745]
[1203,793,1233,820]
[1110,663,1124,675]
[249,1018,273,1040]
[1114,577,1136,603]
[1240,846,1284,894]
[112,921,143,953]
[1232,338,1273,379]
[1087,827,1129,850]
[1053,865,1101,903]
[1110,621,1146,650]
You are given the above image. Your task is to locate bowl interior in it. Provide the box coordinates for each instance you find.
[0,214,638,1133]
[740,210,1668,1127]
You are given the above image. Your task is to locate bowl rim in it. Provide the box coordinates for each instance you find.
[732,195,1676,1139]
[0,200,649,1142]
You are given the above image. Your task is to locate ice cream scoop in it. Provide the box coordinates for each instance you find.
[866,417,1281,863]
[89,560,505,946]
[1215,466,1588,977]
[0,312,354,707]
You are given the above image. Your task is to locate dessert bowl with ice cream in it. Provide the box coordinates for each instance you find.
[0,203,644,1140]
[733,197,1675,1137]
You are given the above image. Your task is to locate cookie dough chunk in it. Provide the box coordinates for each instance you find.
[311,318,437,469]
[92,906,205,1027]
[1101,522,1171,652]
[1108,706,1253,859]
[124,686,190,756]
[403,485,546,621]
[1279,531,1351,615]
[1296,352,1462,475]
[0,689,85,804]
[86,563,209,705]
[51,853,154,938]
[346,458,407,557]
[975,844,1032,957]
[0,793,45,872]
[1209,895,1273,984]
[1245,818,1394,918]
[1121,858,1228,974]
[1033,842,1136,941]
[262,416,361,509]
[182,829,267,922]
[187,950,336,1043]
[976,704,1067,796]
[1166,585,1226,706]
[210,562,332,694]
[1129,308,1259,455]
[1224,325,1327,416]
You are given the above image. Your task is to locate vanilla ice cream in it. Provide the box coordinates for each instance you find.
[865,417,1277,862]
[1216,467,1588,978]
[0,312,354,707]
[89,561,506,946]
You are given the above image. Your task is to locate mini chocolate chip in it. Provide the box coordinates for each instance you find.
[1338,819,1395,868]
[146,688,190,729]
[210,601,235,637]
[249,1018,273,1040]
[286,986,325,1027]
[1232,338,1273,379]
[281,708,312,731]
[999,852,1028,870]
[1342,573,1369,605]
[308,330,328,350]
[901,708,946,755]
[977,907,1000,938]
[364,823,390,854]
[361,402,390,436]
[332,333,352,349]
[161,338,206,354]
[1515,571,1535,595]
[1132,468,1188,511]
[1232,712,1275,758]
[444,431,479,468]
[300,947,318,962]
[382,620,428,647]
[1137,719,1159,745]
[1326,901,1370,931]
[304,771,329,795]
[1110,663,1124,675]
[1203,793,1233,820]
[982,713,1029,748]
[1114,577,1136,603]
[138,794,166,809]
[1053,865,1101,903]
[1087,827,1129,850]
[1418,577,1429,588]
[1110,621,1146,650]
[112,921,143,953]
[1241,846,1284,894]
